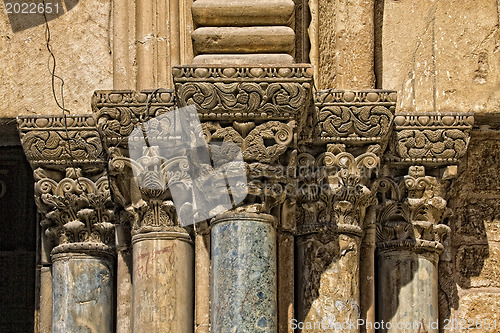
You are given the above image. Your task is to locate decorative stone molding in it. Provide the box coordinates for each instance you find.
[301,89,396,145]
[173,65,313,122]
[388,112,474,165]
[17,115,103,168]
[17,115,114,255]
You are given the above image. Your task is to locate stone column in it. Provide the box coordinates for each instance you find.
[173,64,313,333]
[17,115,116,333]
[375,166,452,333]
[211,212,277,331]
[376,113,473,333]
[92,90,194,332]
[132,230,193,332]
[51,250,114,333]
[195,227,211,333]
[295,90,395,332]
[295,146,377,333]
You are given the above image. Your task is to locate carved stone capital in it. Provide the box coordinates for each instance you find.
[296,144,379,236]
[17,115,114,255]
[92,90,187,235]
[388,112,474,165]
[376,166,454,254]
[172,65,313,220]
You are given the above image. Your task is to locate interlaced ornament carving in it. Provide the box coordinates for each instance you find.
[34,167,115,254]
[173,65,313,123]
[389,113,474,164]
[17,115,103,168]
[301,90,396,144]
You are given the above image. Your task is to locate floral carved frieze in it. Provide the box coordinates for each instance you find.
[303,90,397,144]
[389,112,474,165]
[92,89,176,150]
[17,115,115,255]
[17,115,103,168]
[173,65,313,123]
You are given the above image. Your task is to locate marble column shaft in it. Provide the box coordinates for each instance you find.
[132,231,194,333]
[296,230,361,333]
[376,250,439,333]
[211,213,277,332]
[51,252,114,333]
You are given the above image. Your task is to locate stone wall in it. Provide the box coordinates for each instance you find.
[0,0,113,117]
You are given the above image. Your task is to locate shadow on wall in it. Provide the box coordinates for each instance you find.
[438,128,498,330]
[3,0,79,32]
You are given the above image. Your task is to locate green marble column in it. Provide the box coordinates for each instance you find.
[211,212,277,332]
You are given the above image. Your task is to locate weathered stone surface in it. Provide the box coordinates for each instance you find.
[278,231,294,333]
[462,243,500,288]
[382,0,500,113]
[132,232,194,333]
[467,138,500,191]
[39,266,52,333]
[195,232,211,333]
[192,27,295,54]
[52,253,114,333]
[0,1,112,117]
[296,233,361,333]
[377,251,439,333]
[192,0,295,26]
[314,0,375,89]
[192,54,295,65]
[211,213,277,332]
[451,290,500,332]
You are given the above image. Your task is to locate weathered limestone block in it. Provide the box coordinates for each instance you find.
[192,0,295,26]
[451,290,500,332]
[132,232,194,333]
[52,253,114,333]
[135,0,193,89]
[192,26,295,54]
[381,0,500,113]
[310,0,376,89]
[211,213,277,332]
